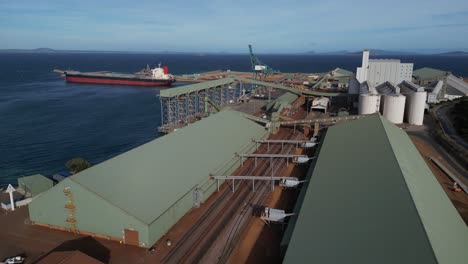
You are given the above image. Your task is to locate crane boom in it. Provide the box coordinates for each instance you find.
[247,44,280,81]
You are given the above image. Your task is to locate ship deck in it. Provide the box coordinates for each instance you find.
[65,71,172,81]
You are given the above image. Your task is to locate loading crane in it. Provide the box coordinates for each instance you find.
[248,45,281,100]
[248,44,280,81]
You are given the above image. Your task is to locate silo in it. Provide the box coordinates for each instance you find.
[358,94,379,115]
[406,92,426,125]
[383,94,406,123]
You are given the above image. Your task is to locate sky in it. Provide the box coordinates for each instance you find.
[0,0,468,53]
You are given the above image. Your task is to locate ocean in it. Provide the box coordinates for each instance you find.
[1,53,467,186]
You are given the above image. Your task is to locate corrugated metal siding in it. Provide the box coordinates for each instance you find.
[148,187,195,245]
[413,67,448,80]
[31,110,268,248]
[146,118,269,246]
[283,115,450,264]
[266,92,298,112]
[381,118,468,264]
[29,179,149,246]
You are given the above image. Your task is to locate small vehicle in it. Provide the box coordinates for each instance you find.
[2,254,26,264]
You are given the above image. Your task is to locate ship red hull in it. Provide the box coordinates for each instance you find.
[66,76,173,87]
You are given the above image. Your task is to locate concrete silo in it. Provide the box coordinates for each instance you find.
[383,94,406,123]
[406,92,427,125]
[358,94,380,115]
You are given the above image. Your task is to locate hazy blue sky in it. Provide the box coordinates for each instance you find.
[1,0,467,53]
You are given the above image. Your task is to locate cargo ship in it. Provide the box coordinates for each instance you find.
[61,64,176,87]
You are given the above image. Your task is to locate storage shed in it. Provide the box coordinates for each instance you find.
[28,110,268,248]
[282,114,468,264]
[17,174,54,197]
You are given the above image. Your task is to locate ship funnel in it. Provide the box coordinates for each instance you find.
[163,66,168,74]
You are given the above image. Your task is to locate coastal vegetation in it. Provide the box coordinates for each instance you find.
[66,158,90,174]
[452,96,468,141]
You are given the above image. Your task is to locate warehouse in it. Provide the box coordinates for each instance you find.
[17,174,54,197]
[413,67,468,102]
[28,110,268,248]
[282,114,468,264]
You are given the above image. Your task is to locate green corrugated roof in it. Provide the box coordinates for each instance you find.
[413,67,449,80]
[333,68,354,77]
[17,174,54,196]
[160,78,236,97]
[265,92,298,112]
[283,114,468,264]
[163,77,349,98]
[234,77,346,97]
[337,77,349,84]
[69,110,267,224]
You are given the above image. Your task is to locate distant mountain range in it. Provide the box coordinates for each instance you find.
[1,48,467,56]
[0,48,239,55]
[434,51,468,56]
[0,48,147,54]
[301,49,468,56]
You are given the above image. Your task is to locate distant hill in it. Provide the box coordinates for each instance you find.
[346,49,419,56]
[304,49,420,56]
[34,48,57,53]
[0,48,95,53]
[1,48,466,56]
[435,51,468,56]
[319,50,352,55]
[0,48,240,55]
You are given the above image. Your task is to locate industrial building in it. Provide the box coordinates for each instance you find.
[398,80,429,125]
[352,50,426,125]
[356,49,413,85]
[355,65,468,124]
[308,68,354,91]
[265,92,298,113]
[17,174,54,197]
[282,114,468,264]
[28,110,268,248]
[310,97,330,112]
[413,67,468,102]
[356,80,426,125]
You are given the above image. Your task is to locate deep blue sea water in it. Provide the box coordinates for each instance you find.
[1,53,467,186]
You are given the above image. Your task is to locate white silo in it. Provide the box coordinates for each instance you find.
[406,92,427,125]
[358,94,380,115]
[383,94,406,123]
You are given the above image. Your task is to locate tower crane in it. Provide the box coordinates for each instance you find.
[248,44,281,100]
[248,44,280,81]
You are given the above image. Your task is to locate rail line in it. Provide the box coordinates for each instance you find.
[216,131,303,263]
[162,128,300,264]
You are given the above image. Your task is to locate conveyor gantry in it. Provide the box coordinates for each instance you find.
[235,153,313,172]
[210,175,299,192]
[279,115,363,126]
[233,77,348,97]
[253,139,318,151]
[158,78,240,131]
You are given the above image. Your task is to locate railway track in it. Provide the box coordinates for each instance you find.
[215,131,304,263]
[161,128,303,264]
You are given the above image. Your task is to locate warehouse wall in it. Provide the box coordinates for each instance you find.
[29,179,149,246]
[148,187,194,246]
